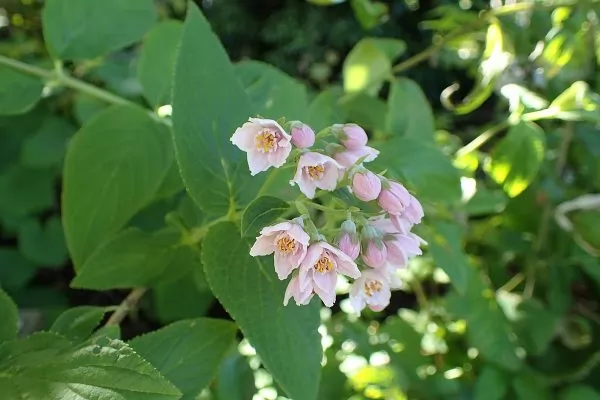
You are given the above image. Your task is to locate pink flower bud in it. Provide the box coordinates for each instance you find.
[339,123,368,150]
[352,170,382,202]
[362,240,387,269]
[290,122,315,148]
[338,232,360,260]
[378,181,411,215]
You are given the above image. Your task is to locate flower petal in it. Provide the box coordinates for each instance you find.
[249,235,275,256]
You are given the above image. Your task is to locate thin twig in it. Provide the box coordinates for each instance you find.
[104,288,148,326]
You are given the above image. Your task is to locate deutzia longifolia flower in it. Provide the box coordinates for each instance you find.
[334,146,380,168]
[250,220,310,280]
[389,194,425,232]
[378,180,411,215]
[352,170,381,202]
[336,220,360,260]
[361,225,387,269]
[349,269,391,313]
[299,242,361,307]
[230,118,291,176]
[291,152,343,199]
[290,122,315,148]
[284,275,313,306]
[336,123,368,150]
[385,233,424,268]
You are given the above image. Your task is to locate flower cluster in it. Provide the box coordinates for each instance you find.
[231,118,426,313]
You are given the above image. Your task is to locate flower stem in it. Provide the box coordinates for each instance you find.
[455,121,509,157]
[104,287,147,326]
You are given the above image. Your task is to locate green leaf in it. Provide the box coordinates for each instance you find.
[350,0,389,30]
[546,81,600,123]
[0,332,181,399]
[484,121,545,198]
[0,288,18,343]
[202,222,321,400]
[63,105,173,268]
[50,306,109,342]
[380,316,429,381]
[73,93,108,124]
[374,137,461,204]
[71,228,187,290]
[0,166,55,218]
[155,160,185,200]
[241,196,289,238]
[512,370,552,400]
[571,210,600,251]
[236,60,309,120]
[0,65,44,115]
[307,86,347,131]
[514,298,560,355]
[464,188,507,216]
[172,4,260,216]
[214,351,256,400]
[425,221,469,294]
[386,78,435,141]
[18,217,68,268]
[559,385,600,400]
[20,116,75,168]
[138,20,183,108]
[42,0,157,60]
[339,92,388,132]
[152,273,214,324]
[473,366,508,400]
[343,38,391,95]
[0,249,36,291]
[130,318,237,399]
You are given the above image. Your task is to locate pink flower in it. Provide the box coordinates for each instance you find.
[284,275,313,306]
[299,242,361,307]
[349,269,391,313]
[291,152,343,199]
[337,123,368,150]
[250,221,310,280]
[352,170,381,202]
[334,146,379,168]
[231,118,292,176]
[336,220,360,260]
[378,181,411,215]
[389,194,425,232]
[385,233,423,268]
[290,122,315,148]
[362,240,387,269]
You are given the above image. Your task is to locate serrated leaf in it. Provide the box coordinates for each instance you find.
[236,60,309,120]
[138,20,183,108]
[50,306,109,342]
[18,217,68,268]
[386,78,435,141]
[0,288,18,342]
[42,0,157,60]
[202,222,321,400]
[20,116,75,168]
[0,332,181,399]
[63,105,173,268]
[0,65,44,115]
[241,196,289,238]
[71,228,185,290]
[425,221,469,294]
[485,122,545,198]
[473,366,508,400]
[343,38,391,95]
[172,4,261,216]
[130,318,237,399]
[374,137,461,204]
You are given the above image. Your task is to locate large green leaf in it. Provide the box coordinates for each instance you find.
[0,165,55,218]
[374,137,462,204]
[20,116,75,168]
[0,249,36,291]
[386,78,435,141]
[152,273,214,324]
[473,366,508,400]
[62,105,173,268]
[172,4,260,216]
[0,288,18,343]
[18,217,68,268]
[343,38,392,95]
[71,228,191,290]
[0,65,44,115]
[241,196,289,238]
[484,122,545,198]
[130,318,237,399]
[42,0,157,60]
[425,221,469,294]
[202,222,321,400]
[559,385,600,400]
[50,306,109,342]
[307,86,347,131]
[138,20,183,108]
[214,351,256,400]
[236,60,309,120]
[0,332,181,399]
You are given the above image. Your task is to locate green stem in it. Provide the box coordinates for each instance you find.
[104,287,147,326]
[455,121,509,157]
[498,272,524,293]
[411,279,429,310]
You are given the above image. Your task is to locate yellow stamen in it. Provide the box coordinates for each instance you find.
[364,280,382,297]
[307,165,325,180]
[276,236,296,254]
[255,129,277,153]
[314,255,334,273]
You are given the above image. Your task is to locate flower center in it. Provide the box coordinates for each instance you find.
[364,280,382,297]
[314,254,333,273]
[255,129,278,153]
[276,235,296,254]
[306,165,325,180]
